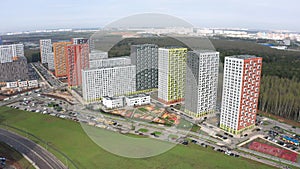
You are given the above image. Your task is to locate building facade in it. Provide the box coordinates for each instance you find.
[53,42,72,77]
[130,44,158,91]
[184,51,219,119]
[71,38,89,45]
[82,65,136,102]
[158,47,187,104]
[0,44,24,63]
[102,97,124,109]
[220,55,262,134]
[66,44,89,87]
[89,57,131,68]
[125,94,151,107]
[0,56,28,82]
[46,52,55,70]
[89,50,108,60]
[40,39,52,64]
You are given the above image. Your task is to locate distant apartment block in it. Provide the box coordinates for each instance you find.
[46,52,55,70]
[158,47,187,104]
[89,57,131,68]
[53,41,72,77]
[0,44,24,63]
[40,39,52,64]
[131,44,158,91]
[0,56,28,82]
[66,43,89,87]
[89,50,108,60]
[184,51,219,119]
[82,65,136,102]
[71,38,89,45]
[220,55,262,134]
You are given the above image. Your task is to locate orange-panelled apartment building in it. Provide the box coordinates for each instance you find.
[53,42,72,77]
[66,43,89,87]
[220,55,262,135]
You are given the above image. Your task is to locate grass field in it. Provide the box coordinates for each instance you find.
[0,142,34,169]
[0,106,276,169]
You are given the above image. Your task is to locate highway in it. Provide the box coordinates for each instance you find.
[0,128,66,169]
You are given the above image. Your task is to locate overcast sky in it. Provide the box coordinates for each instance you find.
[1,0,299,33]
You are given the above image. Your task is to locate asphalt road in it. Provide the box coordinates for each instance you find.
[0,128,66,169]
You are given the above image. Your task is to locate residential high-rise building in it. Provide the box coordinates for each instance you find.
[0,44,24,63]
[89,50,108,60]
[53,41,72,77]
[82,65,136,102]
[131,44,158,91]
[66,43,89,87]
[184,51,219,119]
[0,56,28,82]
[220,55,262,134]
[46,52,55,70]
[40,39,52,64]
[71,38,88,45]
[158,47,187,104]
[89,57,131,68]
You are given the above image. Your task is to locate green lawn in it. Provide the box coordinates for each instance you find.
[0,106,276,169]
[138,107,148,112]
[138,128,149,133]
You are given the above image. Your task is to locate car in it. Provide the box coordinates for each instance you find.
[191,140,197,144]
[182,141,189,145]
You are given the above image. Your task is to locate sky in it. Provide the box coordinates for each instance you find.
[1,0,299,33]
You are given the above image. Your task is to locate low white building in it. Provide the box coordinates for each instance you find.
[18,81,28,87]
[102,96,124,109]
[6,80,39,88]
[125,94,150,107]
[6,81,18,88]
[28,80,39,87]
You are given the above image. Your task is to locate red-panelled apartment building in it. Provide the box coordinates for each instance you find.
[220,55,262,135]
[66,43,89,87]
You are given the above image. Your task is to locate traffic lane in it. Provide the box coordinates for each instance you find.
[4,130,65,169]
[0,129,66,169]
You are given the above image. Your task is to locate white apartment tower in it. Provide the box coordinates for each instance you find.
[0,44,24,63]
[158,47,187,104]
[82,57,136,102]
[40,39,52,64]
[184,51,219,119]
[220,55,262,135]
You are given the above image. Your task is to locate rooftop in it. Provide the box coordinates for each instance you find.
[228,55,260,59]
[126,94,150,99]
